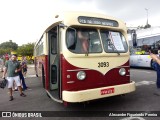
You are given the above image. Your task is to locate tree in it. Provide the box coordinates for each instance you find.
[0,40,18,51]
[16,43,34,59]
[0,48,13,56]
[0,49,5,56]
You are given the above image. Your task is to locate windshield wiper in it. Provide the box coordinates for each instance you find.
[108,39,120,55]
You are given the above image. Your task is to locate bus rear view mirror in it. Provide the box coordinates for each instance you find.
[66,28,77,50]
[131,29,137,47]
[132,33,137,47]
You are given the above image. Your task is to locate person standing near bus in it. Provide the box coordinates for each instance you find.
[150,53,160,89]
[22,56,27,78]
[2,54,26,101]
[150,53,160,65]
[0,57,4,72]
[19,62,28,90]
[13,62,29,91]
[5,53,9,61]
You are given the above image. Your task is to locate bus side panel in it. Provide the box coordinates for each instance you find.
[130,55,152,68]
[44,55,49,90]
[35,55,49,89]
[35,56,43,77]
[61,55,130,91]
[34,56,38,76]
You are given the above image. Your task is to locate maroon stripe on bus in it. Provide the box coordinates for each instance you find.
[61,55,130,91]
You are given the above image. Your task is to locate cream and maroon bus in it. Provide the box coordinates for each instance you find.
[34,11,135,105]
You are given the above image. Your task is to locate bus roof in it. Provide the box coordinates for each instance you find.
[34,11,127,46]
[44,11,127,32]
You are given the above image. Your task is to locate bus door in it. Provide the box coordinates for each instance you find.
[48,26,60,99]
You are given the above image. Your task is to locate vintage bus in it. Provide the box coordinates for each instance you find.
[34,11,135,105]
[129,27,160,68]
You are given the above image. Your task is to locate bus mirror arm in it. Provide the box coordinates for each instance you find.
[59,23,67,28]
[59,23,77,37]
[59,23,76,31]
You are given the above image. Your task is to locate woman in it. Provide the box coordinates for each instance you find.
[150,53,160,65]
[150,53,160,88]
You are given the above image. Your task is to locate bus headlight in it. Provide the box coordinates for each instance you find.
[77,71,86,80]
[119,68,126,76]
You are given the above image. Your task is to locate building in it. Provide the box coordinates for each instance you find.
[128,26,160,47]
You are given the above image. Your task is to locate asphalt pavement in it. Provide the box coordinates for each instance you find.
[0,66,160,120]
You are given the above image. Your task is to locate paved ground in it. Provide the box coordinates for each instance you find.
[0,66,160,120]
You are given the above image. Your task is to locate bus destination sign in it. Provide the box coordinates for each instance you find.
[78,16,119,27]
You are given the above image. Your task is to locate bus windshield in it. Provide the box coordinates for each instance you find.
[100,30,128,53]
[66,28,128,54]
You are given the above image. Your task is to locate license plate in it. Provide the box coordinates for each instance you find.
[101,88,114,95]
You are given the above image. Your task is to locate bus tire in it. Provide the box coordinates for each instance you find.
[42,65,45,88]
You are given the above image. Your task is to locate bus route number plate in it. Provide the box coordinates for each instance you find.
[101,88,114,95]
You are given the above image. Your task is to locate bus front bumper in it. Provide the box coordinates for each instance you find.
[62,81,135,103]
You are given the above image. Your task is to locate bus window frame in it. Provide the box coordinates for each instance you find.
[35,35,44,56]
[49,27,58,55]
[100,30,128,53]
[66,27,103,54]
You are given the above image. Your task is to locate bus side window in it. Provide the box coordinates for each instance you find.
[51,34,57,54]
[49,26,58,55]
[66,29,76,50]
